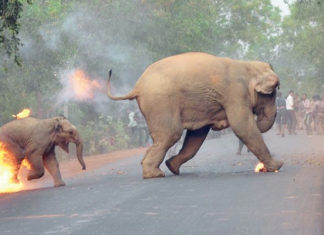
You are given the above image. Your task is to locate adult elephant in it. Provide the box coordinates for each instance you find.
[106,52,283,178]
[0,116,86,187]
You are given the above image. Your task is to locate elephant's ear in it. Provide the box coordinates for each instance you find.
[54,118,65,133]
[253,66,279,95]
[54,123,62,133]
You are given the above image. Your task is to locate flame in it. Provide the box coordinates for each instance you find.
[0,142,23,193]
[68,69,101,100]
[254,162,265,172]
[254,162,279,173]
[12,108,31,119]
[21,159,31,170]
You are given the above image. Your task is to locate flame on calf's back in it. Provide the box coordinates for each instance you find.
[12,108,31,119]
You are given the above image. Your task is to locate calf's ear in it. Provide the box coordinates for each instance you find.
[53,117,63,133]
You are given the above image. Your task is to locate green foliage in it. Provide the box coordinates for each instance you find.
[1,0,324,156]
[0,0,32,65]
[78,115,129,155]
[276,0,324,96]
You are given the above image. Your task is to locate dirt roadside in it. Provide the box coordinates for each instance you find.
[60,147,147,178]
[16,147,147,190]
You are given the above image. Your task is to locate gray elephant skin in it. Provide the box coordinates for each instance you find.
[0,116,86,187]
[106,52,283,178]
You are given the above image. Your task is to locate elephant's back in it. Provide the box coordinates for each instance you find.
[133,53,233,103]
[0,118,38,139]
[134,52,232,96]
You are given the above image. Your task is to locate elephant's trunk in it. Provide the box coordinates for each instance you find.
[256,107,276,133]
[76,141,86,170]
[73,131,86,170]
[255,92,277,133]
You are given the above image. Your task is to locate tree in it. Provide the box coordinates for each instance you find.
[0,0,31,66]
[275,0,324,95]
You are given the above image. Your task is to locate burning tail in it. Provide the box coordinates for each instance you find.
[106,70,137,100]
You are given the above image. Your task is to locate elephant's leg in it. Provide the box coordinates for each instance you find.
[26,152,45,181]
[141,121,183,178]
[226,105,283,171]
[10,159,22,184]
[166,126,210,175]
[9,159,22,184]
[141,132,182,178]
[43,150,65,187]
[138,98,184,178]
[4,141,24,184]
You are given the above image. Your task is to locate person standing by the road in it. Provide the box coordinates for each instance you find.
[302,94,312,135]
[316,96,324,134]
[311,95,321,134]
[296,96,305,130]
[275,91,287,137]
[128,110,138,146]
[286,90,297,135]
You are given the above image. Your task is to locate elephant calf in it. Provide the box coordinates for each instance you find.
[0,116,86,187]
[106,52,283,178]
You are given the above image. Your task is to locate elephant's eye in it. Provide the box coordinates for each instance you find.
[68,130,74,135]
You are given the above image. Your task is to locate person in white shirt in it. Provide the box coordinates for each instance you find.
[128,111,138,146]
[286,90,297,135]
[128,111,137,128]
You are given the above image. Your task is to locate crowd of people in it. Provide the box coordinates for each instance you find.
[276,90,324,137]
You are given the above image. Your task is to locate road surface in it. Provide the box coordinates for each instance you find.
[0,130,323,234]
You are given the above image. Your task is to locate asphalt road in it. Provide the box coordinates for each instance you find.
[0,130,323,235]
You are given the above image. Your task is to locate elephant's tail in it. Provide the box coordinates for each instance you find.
[106,70,137,100]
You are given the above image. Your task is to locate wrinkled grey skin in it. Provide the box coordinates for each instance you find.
[0,116,86,187]
[106,52,283,178]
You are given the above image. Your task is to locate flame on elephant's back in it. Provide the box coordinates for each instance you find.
[12,108,31,119]
[68,68,101,100]
[0,142,23,193]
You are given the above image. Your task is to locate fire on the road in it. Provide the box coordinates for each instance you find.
[12,108,31,119]
[0,142,22,193]
[0,142,31,193]
[254,162,279,173]
[254,162,266,172]
[68,68,101,100]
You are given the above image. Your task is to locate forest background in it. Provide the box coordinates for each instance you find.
[0,0,323,155]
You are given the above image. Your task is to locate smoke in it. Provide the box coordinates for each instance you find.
[56,68,103,103]
[43,5,152,76]
[33,3,155,116]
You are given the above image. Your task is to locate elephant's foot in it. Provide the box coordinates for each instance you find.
[165,157,180,175]
[264,159,284,172]
[142,167,165,179]
[54,180,66,187]
[27,170,45,181]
